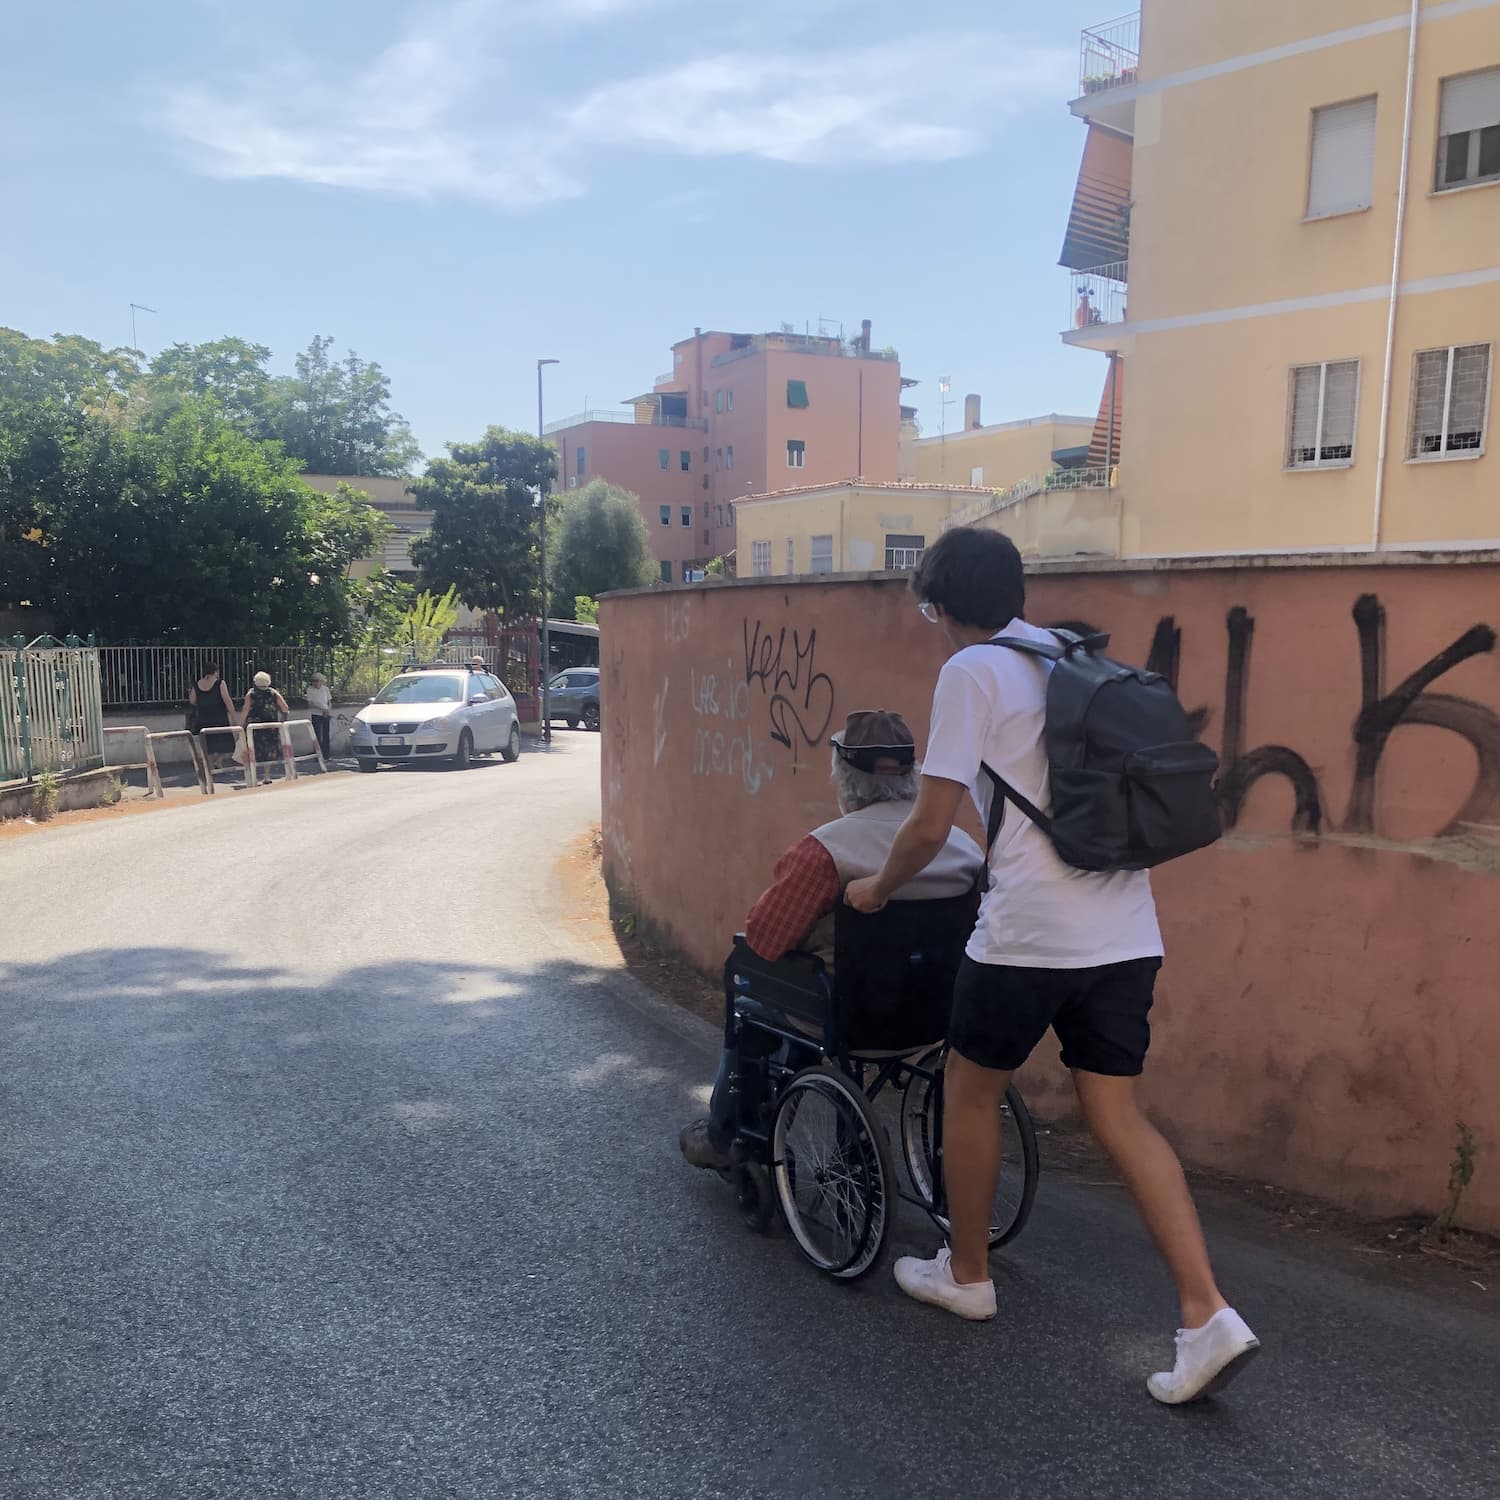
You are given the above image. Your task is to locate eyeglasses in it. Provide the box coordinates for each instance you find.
[918,602,940,624]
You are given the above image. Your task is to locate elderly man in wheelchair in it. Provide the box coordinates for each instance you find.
[679,710,1039,1281]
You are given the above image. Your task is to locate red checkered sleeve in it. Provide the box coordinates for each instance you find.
[744,835,842,962]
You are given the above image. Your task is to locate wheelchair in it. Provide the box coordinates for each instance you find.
[718,892,1039,1282]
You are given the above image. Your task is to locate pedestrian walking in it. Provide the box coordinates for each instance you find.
[846,525,1259,1405]
[305,672,333,760]
[188,659,237,771]
[240,671,290,786]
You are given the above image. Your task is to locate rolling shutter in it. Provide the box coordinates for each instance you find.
[1308,98,1377,217]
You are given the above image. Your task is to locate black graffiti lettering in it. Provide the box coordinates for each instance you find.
[1343,593,1500,836]
[743,618,835,751]
[1217,606,1324,833]
[1145,615,1210,739]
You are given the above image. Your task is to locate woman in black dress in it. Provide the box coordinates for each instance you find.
[189,659,237,770]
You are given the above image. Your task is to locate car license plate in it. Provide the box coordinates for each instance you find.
[379,737,404,748]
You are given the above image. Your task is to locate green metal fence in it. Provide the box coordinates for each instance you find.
[1,636,106,782]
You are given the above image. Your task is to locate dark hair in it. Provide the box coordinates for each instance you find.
[910,527,1024,630]
[201,658,220,675]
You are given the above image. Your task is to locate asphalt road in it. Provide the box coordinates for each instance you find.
[2,737,1497,1499]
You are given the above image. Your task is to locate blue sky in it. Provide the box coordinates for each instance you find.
[1,0,1112,462]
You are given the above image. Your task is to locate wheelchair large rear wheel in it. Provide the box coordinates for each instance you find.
[900,1048,1039,1249]
[771,1066,893,1281]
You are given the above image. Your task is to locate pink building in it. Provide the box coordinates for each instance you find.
[547,323,908,581]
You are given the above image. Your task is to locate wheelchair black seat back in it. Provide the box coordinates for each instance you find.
[724,887,978,1059]
[715,886,1036,1283]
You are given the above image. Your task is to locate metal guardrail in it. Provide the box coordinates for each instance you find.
[1069,262,1129,331]
[3,635,105,782]
[97,645,336,710]
[1080,12,1140,95]
[544,408,707,434]
[946,467,1117,530]
[544,409,636,434]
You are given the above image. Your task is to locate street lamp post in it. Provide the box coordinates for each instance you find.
[537,358,559,745]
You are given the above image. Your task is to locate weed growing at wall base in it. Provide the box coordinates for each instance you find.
[32,771,59,821]
[1427,1122,1479,1243]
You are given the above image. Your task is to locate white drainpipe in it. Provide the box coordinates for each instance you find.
[1372,0,1422,549]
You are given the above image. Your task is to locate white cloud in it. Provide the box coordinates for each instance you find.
[157,2,1072,207]
[564,39,1068,166]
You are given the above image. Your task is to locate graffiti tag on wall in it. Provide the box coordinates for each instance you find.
[742,618,836,759]
[1084,593,1500,844]
[691,662,773,795]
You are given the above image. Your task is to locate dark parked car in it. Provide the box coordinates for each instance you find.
[546,668,600,731]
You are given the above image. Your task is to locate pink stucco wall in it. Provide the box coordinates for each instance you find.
[600,559,1500,1232]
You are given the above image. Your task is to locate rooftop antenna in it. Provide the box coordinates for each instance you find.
[938,376,954,478]
[129,303,158,354]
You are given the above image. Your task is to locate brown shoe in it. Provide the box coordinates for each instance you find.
[679,1118,732,1172]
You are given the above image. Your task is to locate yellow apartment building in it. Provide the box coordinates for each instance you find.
[733,482,991,577]
[1055,1,1500,556]
[900,399,1096,490]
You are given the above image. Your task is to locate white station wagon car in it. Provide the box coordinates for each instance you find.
[350,665,522,772]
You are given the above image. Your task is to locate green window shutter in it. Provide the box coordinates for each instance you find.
[786,379,809,408]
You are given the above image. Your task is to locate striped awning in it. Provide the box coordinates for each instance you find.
[1060,124,1133,272]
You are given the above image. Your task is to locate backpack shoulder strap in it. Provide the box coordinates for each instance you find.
[981,763,1052,851]
[981,629,1111,662]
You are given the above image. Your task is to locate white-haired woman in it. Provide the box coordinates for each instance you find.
[240,671,290,785]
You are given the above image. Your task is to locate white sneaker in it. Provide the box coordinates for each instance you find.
[893,1247,997,1321]
[1147,1308,1260,1404]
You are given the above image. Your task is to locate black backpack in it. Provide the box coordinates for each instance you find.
[980,631,1221,873]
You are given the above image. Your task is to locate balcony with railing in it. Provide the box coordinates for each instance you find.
[1080,13,1139,94]
[1074,13,1140,133]
[1064,262,1129,347]
[545,408,706,435]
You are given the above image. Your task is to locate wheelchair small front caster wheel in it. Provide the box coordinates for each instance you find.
[731,1161,774,1234]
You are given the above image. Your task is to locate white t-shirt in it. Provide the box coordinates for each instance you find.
[921,619,1163,970]
[306,684,333,715]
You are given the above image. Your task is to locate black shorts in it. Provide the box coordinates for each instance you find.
[949,956,1161,1077]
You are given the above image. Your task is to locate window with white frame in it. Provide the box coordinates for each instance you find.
[726,389,734,411]
[751,540,772,576]
[659,505,670,525]
[1306,97,1377,218]
[784,537,794,573]
[885,533,925,569]
[726,445,734,470]
[658,448,670,470]
[1409,344,1492,458]
[787,439,806,469]
[1437,68,1500,190]
[715,390,724,413]
[681,506,692,527]
[1287,360,1359,467]
[809,535,834,574]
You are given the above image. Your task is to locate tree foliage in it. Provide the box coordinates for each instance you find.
[0,327,142,420]
[0,398,388,643]
[409,426,555,619]
[267,335,421,478]
[550,480,656,616]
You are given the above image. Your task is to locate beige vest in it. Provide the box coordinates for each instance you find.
[802,802,985,960]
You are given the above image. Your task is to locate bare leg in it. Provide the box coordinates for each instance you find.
[1072,1071,1228,1329]
[943,1050,1014,1285]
